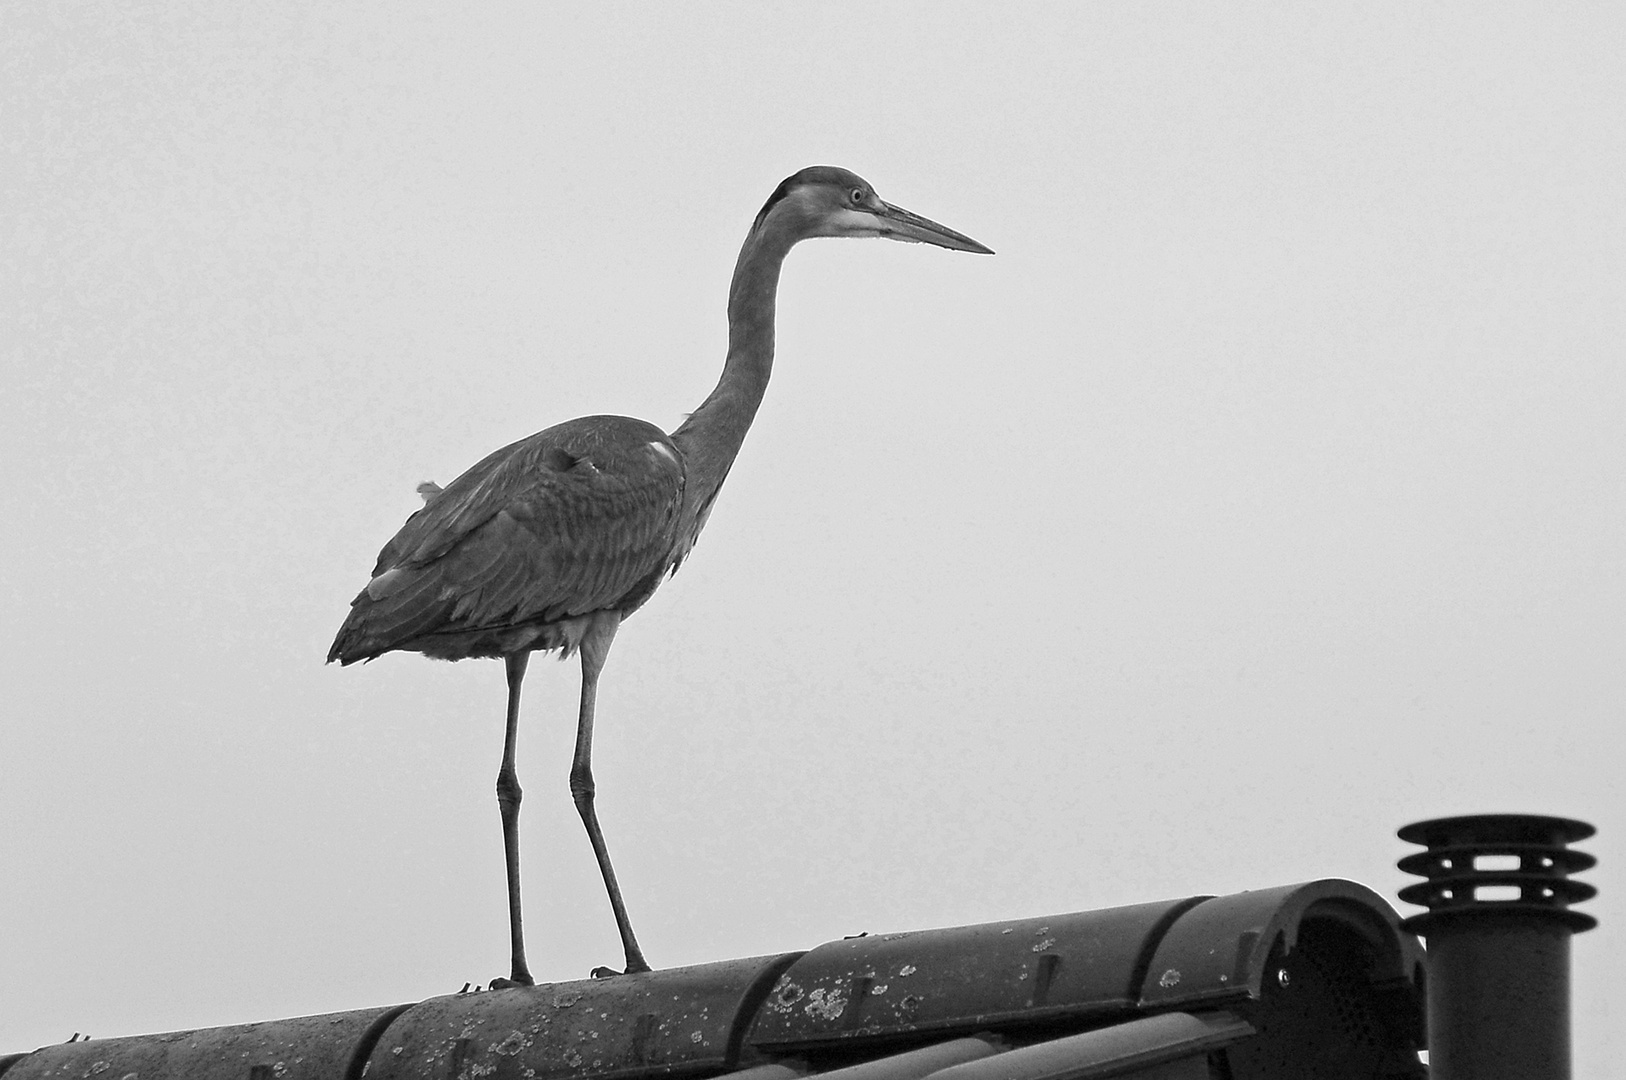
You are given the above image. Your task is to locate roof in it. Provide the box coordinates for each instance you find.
[0,878,1425,1080]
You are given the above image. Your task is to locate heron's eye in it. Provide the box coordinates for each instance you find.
[850,187,865,205]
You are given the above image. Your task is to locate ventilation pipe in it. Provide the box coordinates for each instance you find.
[1398,813,1596,1080]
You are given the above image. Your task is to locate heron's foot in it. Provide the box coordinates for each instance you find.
[591,959,652,979]
[489,974,535,990]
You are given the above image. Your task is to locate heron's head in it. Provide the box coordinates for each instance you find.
[752,166,993,254]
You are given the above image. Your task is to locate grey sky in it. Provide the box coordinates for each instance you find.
[3,3,1620,1074]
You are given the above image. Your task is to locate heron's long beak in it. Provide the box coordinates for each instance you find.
[876,201,994,254]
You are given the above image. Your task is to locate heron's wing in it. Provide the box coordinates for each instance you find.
[333,417,687,659]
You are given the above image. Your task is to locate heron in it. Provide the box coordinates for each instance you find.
[328,166,992,986]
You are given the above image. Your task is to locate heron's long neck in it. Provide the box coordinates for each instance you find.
[671,224,796,510]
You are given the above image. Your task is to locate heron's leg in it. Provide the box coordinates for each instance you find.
[571,612,651,975]
[492,650,534,988]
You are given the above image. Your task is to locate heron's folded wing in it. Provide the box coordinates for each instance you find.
[340,420,687,650]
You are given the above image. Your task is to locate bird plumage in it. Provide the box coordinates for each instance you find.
[329,416,690,663]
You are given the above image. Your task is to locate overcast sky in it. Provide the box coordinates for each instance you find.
[3,3,1621,1074]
